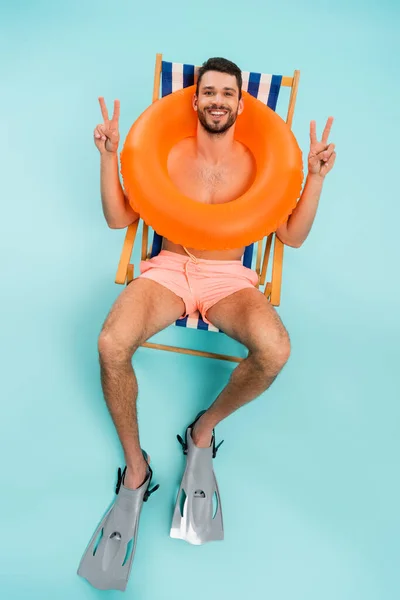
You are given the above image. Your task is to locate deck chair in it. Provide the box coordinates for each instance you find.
[115,53,300,363]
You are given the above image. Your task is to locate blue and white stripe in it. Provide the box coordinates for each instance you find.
[161,61,199,95]
[161,61,282,106]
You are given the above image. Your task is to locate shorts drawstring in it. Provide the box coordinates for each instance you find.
[182,246,198,263]
[183,246,198,294]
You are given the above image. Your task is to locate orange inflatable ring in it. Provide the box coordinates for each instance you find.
[120,86,303,250]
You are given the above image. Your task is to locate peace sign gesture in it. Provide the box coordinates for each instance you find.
[308,117,336,178]
[93,97,120,154]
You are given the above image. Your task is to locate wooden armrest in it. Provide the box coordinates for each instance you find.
[270,237,284,306]
[115,220,140,284]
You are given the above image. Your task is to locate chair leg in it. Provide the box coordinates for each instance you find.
[264,282,272,301]
[127,264,134,284]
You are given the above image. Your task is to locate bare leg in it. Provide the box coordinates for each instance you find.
[98,278,185,488]
[191,288,291,447]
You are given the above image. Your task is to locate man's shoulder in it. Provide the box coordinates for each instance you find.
[234,139,252,156]
[232,140,255,171]
[167,137,197,173]
[169,137,196,157]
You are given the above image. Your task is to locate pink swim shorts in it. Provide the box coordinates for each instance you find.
[138,250,259,325]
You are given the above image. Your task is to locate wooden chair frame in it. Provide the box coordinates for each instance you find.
[115,53,300,363]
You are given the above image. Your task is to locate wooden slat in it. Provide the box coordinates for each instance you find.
[141,223,149,261]
[281,76,294,87]
[152,53,163,103]
[142,341,243,363]
[264,69,300,306]
[133,54,162,268]
[286,69,300,128]
[270,237,284,306]
[115,221,139,284]
[264,282,272,300]
[260,234,273,286]
[255,240,263,276]
[127,264,134,284]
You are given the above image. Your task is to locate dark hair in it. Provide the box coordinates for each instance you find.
[196,57,242,99]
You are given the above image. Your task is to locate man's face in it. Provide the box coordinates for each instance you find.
[193,71,243,135]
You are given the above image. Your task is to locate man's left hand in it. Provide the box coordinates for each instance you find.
[308,117,336,179]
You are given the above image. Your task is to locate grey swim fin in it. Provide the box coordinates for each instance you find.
[170,412,224,545]
[77,454,159,591]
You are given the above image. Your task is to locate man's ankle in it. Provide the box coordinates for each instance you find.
[192,417,214,448]
[125,452,148,473]
[123,457,149,490]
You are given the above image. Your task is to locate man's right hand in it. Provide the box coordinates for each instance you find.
[94,97,120,154]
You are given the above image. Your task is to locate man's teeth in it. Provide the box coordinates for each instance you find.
[210,111,226,116]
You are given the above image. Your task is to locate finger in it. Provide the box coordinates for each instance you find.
[310,141,328,155]
[310,120,317,145]
[107,130,119,142]
[321,116,334,145]
[98,97,109,122]
[327,151,337,168]
[111,99,120,124]
[94,125,107,141]
[322,151,337,174]
[317,143,335,162]
[99,124,117,140]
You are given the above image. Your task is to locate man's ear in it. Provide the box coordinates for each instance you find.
[238,96,244,115]
[192,93,198,111]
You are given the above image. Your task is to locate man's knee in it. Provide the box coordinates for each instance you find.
[254,326,291,375]
[98,325,140,365]
[271,329,291,369]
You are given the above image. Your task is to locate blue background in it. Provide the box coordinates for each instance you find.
[1,0,399,598]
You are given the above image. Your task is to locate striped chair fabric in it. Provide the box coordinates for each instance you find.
[150,61,283,332]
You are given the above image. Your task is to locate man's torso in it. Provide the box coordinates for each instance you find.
[164,137,255,260]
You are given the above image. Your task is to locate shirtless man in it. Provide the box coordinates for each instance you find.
[93,57,336,490]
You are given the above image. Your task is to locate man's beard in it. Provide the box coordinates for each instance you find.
[197,105,238,135]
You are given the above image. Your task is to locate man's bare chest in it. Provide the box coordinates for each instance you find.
[169,158,253,205]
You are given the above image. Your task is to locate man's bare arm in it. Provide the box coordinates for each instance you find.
[276,173,324,247]
[276,117,336,248]
[94,97,139,229]
[100,152,139,229]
